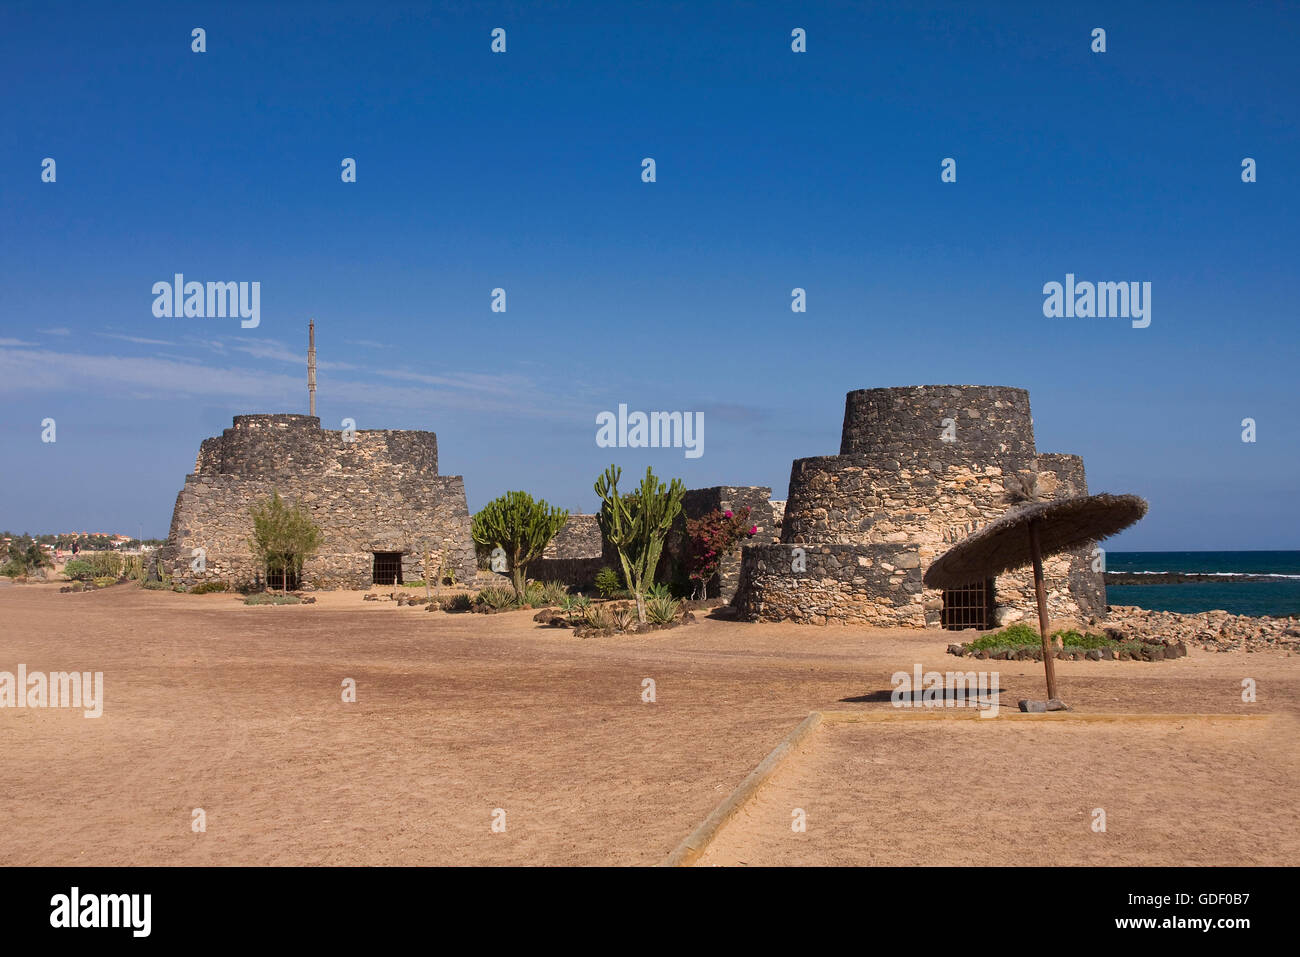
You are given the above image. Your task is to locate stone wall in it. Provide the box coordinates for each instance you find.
[161,414,476,589]
[735,386,1107,627]
[526,491,784,598]
[530,514,611,589]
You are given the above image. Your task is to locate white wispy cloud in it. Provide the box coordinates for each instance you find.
[0,344,585,420]
[96,332,176,346]
[0,338,38,347]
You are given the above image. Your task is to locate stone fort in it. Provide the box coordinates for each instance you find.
[160,414,477,589]
[159,361,1108,627]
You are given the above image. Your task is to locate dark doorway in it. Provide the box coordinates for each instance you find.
[266,561,300,591]
[372,551,403,586]
[941,579,994,630]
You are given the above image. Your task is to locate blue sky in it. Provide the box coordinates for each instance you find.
[1,0,1296,549]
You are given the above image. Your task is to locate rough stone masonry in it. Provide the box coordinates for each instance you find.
[159,414,476,588]
[733,385,1108,628]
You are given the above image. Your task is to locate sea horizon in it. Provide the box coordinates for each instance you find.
[1105,550,1300,617]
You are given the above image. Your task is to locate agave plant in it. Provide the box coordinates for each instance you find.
[476,586,518,610]
[645,594,681,625]
[539,580,570,605]
[559,592,590,612]
[582,606,613,631]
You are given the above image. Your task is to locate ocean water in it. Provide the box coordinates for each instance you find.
[1106,551,1300,617]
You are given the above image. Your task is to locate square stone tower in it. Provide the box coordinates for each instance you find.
[159,414,476,589]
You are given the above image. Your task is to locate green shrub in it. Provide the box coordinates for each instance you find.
[444,592,473,611]
[92,576,117,588]
[1052,629,1113,650]
[595,567,623,598]
[190,581,229,594]
[60,551,122,579]
[63,559,96,581]
[644,582,673,601]
[244,592,301,606]
[646,594,681,625]
[1,559,27,578]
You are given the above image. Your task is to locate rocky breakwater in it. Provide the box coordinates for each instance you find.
[1105,605,1300,653]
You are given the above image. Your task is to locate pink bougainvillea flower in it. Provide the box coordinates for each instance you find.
[724,510,733,518]
[749,525,758,535]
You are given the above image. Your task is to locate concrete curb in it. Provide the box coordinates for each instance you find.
[819,710,1269,724]
[658,711,824,867]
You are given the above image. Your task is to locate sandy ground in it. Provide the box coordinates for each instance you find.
[698,716,1300,866]
[1,581,1296,866]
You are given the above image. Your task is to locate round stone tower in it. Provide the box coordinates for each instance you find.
[734,386,1106,628]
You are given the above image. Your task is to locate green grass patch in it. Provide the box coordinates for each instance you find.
[964,623,1112,652]
[190,581,229,594]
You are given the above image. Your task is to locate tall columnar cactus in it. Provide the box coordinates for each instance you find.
[595,464,686,623]
[471,491,569,599]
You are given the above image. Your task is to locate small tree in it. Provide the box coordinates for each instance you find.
[471,492,569,599]
[248,491,323,592]
[595,465,685,623]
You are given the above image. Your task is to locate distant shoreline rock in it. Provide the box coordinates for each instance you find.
[1104,572,1286,585]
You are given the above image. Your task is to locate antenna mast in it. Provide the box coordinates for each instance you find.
[308,319,317,417]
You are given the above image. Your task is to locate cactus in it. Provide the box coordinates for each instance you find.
[471,492,568,599]
[594,465,685,623]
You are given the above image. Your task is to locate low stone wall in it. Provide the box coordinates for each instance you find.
[526,514,612,589]
[734,542,1086,628]
[733,543,925,626]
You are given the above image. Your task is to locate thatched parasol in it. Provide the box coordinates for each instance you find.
[924,492,1148,701]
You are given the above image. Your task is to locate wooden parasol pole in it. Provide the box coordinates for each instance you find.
[1028,518,1059,700]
